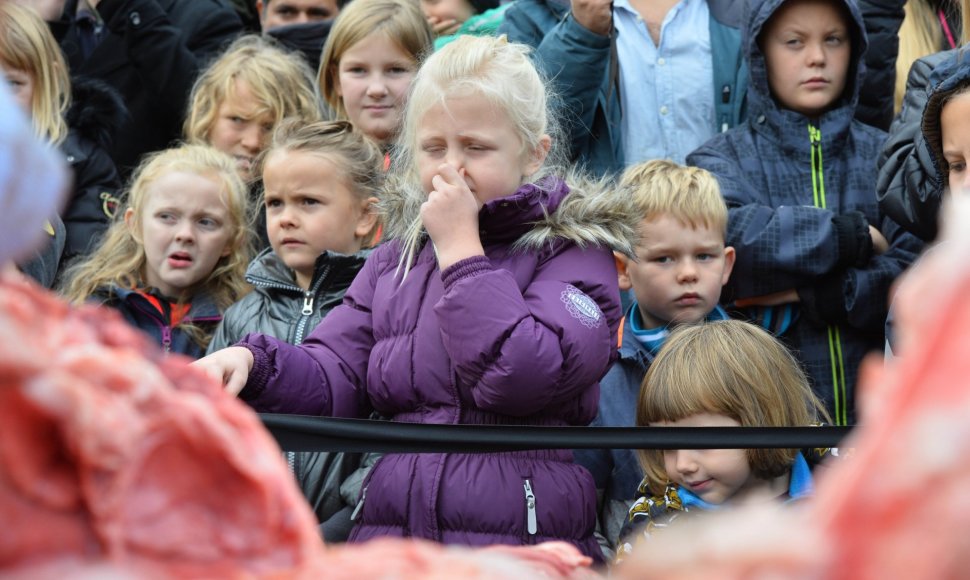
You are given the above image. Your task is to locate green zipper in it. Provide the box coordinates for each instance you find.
[809,124,848,426]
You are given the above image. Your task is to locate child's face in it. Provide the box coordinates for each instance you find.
[761,0,851,118]
[420,0,475,27]
[619,215,734,328]
[0,65,33,116]
[263,149,376,290]
[335,32,417,147]
[417,93,549,206]
[941,92,970,196]
[127,171,234,298]
[208,80,275,181]
[656,413,776,505]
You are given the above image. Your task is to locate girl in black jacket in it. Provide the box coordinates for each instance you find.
[0,3,122,282]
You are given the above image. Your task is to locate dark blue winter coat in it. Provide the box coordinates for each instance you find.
[687,0,922,425]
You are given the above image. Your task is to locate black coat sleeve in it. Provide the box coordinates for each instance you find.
[876,53,947,242]
[856,0,905,131]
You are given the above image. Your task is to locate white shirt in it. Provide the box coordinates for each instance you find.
[613,0,715,165]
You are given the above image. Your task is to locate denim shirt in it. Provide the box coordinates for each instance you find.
[614,0,714,164]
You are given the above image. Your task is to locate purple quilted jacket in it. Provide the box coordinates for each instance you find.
[238,177,636,558]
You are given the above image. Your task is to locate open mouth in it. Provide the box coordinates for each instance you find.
[168,252,193,268]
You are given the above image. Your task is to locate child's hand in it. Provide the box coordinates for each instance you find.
[427,15,461,36]
[421,163,485,270]
[192,346,255,397]
[571,0,613,36]
[869,225,889,255]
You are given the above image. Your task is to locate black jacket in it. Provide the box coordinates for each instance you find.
[61,77,124,266]
[53,0,243,176]
[876,47,962,242]
[856,0,905,131]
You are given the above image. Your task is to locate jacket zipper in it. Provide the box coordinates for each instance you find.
[350,486,367,521]
[523,479,537,535]
[294,266,328,345]
[160,325,172,353]
[808,123,848,427]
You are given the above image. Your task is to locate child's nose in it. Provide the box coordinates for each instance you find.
[366,78,389,98]
[806,41,826,66]
[677,259,699,282]
[174,221,196,242]
[674,450,698,474]
[241,125,263,152]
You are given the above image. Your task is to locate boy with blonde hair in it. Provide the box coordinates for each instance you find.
[574,159,735,560]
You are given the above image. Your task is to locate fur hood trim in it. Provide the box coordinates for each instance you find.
[379,169,639,257]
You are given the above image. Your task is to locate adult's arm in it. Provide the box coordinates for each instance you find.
[855,0,905,131]
[95,0,242,131]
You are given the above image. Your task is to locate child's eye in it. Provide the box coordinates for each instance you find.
[345,66,367,74]
[696,253,715,261]
[198,217,221,229]
[157,212,177,223]
[653,256,673,264]
[301,197,320,206]
[949,161,967,173]
[784,38,802,48]
[265,198,282,208]
[826,35,845,46]
[389,66,412,75]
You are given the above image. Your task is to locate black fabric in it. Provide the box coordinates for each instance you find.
[261,415,852,453]
[266,20,332,73]
[53,0,244,177]
[468,0,500,15]
[877,47,966,242]
[856,0,905,131]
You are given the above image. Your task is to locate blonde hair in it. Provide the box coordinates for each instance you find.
[393,35,562,274]
[0,2,70,144]
[636,320,829,496]
[259,118,384,246]
[62,145,254,347]
[896,0,970,112]
[318,0,432,119]
[184,35,322,146]
[619,159,728,236]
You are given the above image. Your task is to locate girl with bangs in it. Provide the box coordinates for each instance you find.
[620,320,830,553]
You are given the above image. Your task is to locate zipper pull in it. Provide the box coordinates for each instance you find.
[809,124,821,145]
[301,293,313,316]
[350,487,367,521]
[523,480,537,535]
[161,326,172,353]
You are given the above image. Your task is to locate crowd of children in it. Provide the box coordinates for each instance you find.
[6,0,967,568]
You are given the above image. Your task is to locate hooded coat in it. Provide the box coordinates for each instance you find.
[687,0,922,425]
[237,176,637,557]
[877,46,967,242]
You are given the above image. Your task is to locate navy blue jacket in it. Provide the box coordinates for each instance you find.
[96,286,222,359]
[687,0,922,425]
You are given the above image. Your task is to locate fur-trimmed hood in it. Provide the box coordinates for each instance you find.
[379,172,638,257]
[66,76,128,150]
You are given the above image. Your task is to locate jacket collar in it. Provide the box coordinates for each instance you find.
[245,246,371,291]
[108,285,221,320]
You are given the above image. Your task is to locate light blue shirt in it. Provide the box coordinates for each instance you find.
[613,0,715,165]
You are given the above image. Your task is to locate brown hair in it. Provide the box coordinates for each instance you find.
[636,320,829,496]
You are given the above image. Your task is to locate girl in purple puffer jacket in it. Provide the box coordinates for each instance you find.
[194,35,637,560]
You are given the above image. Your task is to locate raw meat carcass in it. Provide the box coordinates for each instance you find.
[0,276,597,579]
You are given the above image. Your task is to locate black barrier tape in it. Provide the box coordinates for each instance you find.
[260,415,852,453]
